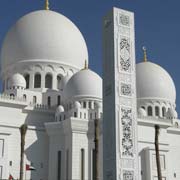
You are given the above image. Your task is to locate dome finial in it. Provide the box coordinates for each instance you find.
[45,0,50,10]
[83,59,88,70]
[142,46,147,62]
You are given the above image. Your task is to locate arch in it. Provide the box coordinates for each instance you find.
[162,107,166,117]
[57,75,62,89]
[33,96,37,104]
[47,96,51,106]
[34,73,41,88]
[155,106,159,116]
[10,93,15,99]
[45,73,52,88]
[24,74,30,89]
[147,106,153,116]
[23,94,27,100]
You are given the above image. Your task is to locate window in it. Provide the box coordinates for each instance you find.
[23,94,26,100]
[57,151,61,180]
[34,73,41,88]
[57,95,61,106]
[147,106,152,116]
[57,75,62,89]
[24,74,30,89]
[83,102,86,108]
[155,106,159,116]
[162,107,166,117]
[89,102,92,109]
[45,74,52,88]
[10,94,15,98]
[33,96,37,104]
[47,96,51,106]
[74,112,77,118]
[81,149,85,180]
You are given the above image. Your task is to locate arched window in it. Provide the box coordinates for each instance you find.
[57,75,62,89]
[34,73,41,88]
[45,74,52,88]
[162,107,166,117]
[23,94,26,100]
[147,106,153,116]
[155,106,159,116]
[24,74,30,89]
[57,95,61,106]
[10,93,15,99]
[33,96,37,104]
[47,96,51,106]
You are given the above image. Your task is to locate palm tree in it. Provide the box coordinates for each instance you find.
[155,125,162,180]
[19,124,28,180]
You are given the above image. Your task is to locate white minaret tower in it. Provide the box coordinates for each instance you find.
[103,7,139,180]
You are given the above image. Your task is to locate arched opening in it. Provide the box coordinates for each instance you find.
[47,96,51,106]
[57,95,61,106]
[34,73,41,88]
[33,96,37,104]
[24,74,30,89]
[57,75,62,89]
[45,74,52,88]
[162,107,166,117]
[147,106,153,116]
[23,94,26,100]
[10,93,15,99]
[155,106,159,116]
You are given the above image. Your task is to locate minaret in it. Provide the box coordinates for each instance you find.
[103,8,139,180]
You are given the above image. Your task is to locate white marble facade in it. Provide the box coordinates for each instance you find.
[0,6,179,180]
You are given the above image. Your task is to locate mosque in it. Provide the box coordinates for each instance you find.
[0,1,180,180]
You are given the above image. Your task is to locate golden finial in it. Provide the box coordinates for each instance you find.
[142,46,147,62]
[82,60,88,70]
[84,60,88,69]
[45,0,50,10]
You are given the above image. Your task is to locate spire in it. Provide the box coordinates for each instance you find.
[142,46,147,62]
[82,60,88,70]
[84,59,88,69]
[45,0,50,10]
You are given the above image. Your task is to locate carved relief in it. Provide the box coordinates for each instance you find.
[120,38,131,72]
[121,108,133,157]
[119,14,130,26]
[121,83,131,96]
[123,170,134,180]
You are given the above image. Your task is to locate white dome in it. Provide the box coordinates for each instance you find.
[138,108,147,117]
[136,62,176,103]
[56,105,64,114]
[63,69,102,100]
[166,108,177,119]
[9,73,26,88]
[1,10,88,71]
[74,101,81,109]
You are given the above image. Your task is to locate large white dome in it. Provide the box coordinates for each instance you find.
[1,10,88,70]
[63,69,102,100]
[136,62,176,103]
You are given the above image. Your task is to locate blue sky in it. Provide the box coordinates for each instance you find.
[0,0,180,114]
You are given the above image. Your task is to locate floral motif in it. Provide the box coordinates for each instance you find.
[121,83,131,96]
[123,170,134,180]
[121,108,133,157]
[119,14,130,26]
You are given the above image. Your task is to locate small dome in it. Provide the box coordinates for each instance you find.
[138,107,147,117]
[56,105,64,114]
[9,73,26,88]
[1,10,88,71]
[166,108,177,119]
[74,101,81,109]
[63,69,102,100]
[136,62,176,103]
